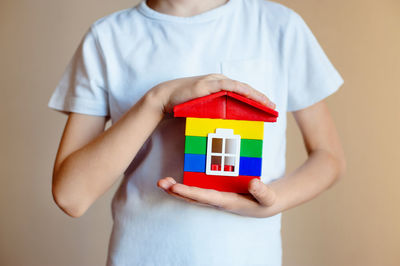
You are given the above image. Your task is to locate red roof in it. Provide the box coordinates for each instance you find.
[173,91,278,122]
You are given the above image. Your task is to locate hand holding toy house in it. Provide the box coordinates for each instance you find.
[174,91,279,193]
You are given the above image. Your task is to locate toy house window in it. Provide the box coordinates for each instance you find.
[206,128,241,176]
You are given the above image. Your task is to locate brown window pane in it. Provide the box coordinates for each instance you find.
[212,138,223,153]
[211,156,222,171]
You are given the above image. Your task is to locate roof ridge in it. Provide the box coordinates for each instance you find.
[173,90,278,122]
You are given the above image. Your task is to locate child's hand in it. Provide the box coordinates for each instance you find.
[149,74,276,113]
[157,177,278,218]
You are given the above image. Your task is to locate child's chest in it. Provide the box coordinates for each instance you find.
[104,21,287,122]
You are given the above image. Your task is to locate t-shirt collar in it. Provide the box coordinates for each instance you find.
[137,0,238,23]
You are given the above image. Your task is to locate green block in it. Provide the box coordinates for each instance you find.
[185,136,262,158]
[185,136,207,154]
[240,139,263,158]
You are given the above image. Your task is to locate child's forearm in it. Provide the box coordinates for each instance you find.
[53,92,164,217]
[264,148,345,217]
[261,101,347,216]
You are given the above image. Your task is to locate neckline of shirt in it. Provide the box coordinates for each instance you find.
[137,0,238,23]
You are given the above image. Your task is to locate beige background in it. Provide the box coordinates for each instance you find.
[1,0,399,265]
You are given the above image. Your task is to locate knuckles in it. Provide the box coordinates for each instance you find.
[205,73,225,80]
[217,79,226,88]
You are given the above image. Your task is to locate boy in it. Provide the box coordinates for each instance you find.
[48,0,346,265]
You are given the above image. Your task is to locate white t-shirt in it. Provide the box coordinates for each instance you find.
[48,0,343,265]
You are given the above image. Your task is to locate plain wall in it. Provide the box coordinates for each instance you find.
[0,0,399,265]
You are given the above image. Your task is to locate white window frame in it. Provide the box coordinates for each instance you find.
[206,128,241,177]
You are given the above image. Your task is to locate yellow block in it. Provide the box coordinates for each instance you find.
[185,117,264,140]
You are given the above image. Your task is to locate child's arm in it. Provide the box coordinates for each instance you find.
[158,100,346,217]
[51,74,274,217]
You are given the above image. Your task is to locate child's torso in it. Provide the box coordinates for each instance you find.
[99,1,290,265]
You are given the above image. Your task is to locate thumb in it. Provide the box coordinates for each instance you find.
[248,179,276,207]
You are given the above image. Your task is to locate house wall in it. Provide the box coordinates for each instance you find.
[183,117,264,192]
[183,117,263,174]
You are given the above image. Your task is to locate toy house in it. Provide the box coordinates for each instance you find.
[173,91,278,193]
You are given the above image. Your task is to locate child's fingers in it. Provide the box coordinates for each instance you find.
[158,178,215,208]
[205,77,276,109]
[207,78,250,96]
[240,82,276,109]
[248,179,276,207]
[170,183,232,209]
[158,178,274,216]
[170,183,265,216]
[158,178,198,203]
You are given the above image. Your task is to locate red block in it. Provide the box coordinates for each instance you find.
[173,91,226,119]
[183,172,260,193]
[224,165,234,172]
[210,164,235,172]
[211,164,221,171]
[173,90,278,122]
[226,93,277,122]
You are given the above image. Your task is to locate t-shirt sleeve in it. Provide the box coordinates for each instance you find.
[48,26,109,116]
[284,11,344,112]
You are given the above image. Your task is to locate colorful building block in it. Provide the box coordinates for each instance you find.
[183,154,206,172]
[225,92,278,122]
[183,172,260,193]
[240,139,263,158]
[239,157,262,176]
[174,91,278,122]
[184,136,207,154]
[174,91,279,193]
[185,117,264,140]
[174,91,227,119]
[183,137,263,157]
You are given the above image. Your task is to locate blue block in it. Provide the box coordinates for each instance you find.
[239,157,262,176]
[184,154,206,173]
